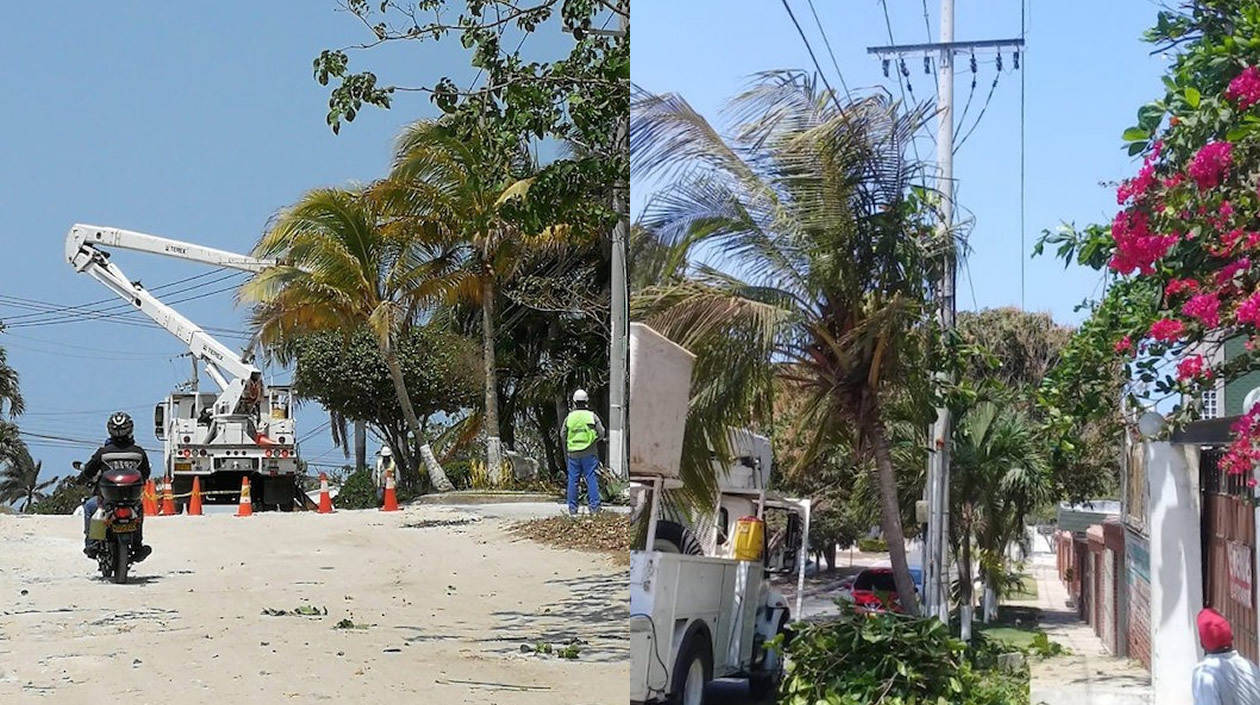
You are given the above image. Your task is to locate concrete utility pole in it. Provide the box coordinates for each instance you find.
[867,3,1023,627]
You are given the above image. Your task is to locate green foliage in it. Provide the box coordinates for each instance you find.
[778,606,1029,705]
[29,476,90,515]
[857,537,889,553]
[335,469,379,510]
[1029,631,1067,659]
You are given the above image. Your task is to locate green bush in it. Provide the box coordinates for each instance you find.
[857,537,888,553]
[778,604,1029,705]
[335,469,379,510]
[30,477,91,515]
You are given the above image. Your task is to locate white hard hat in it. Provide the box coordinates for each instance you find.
[572,389,589,403]
[380,446,392,457]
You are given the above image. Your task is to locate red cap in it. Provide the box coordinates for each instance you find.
[1198,607,1234,651]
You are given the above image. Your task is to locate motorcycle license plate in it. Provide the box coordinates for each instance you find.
[111,522,138,533]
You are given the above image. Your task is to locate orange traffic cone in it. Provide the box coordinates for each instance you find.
[317,473,334,514]
[188,476,203,516]
[236,476,253,517]
[142,479,158,517]
[381,468,399,512]
[160,477,176,516]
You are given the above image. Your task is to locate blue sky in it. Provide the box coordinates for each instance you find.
[0,2,576,484]
[630,0,1166,323]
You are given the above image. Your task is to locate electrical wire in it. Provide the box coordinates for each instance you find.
[0,269,225,324]
[952,70,1002,155]
[1,271,247,330]
[780,0,847,111]
[804,0,853,102]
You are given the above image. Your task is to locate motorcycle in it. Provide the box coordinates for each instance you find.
[75,460,147,584]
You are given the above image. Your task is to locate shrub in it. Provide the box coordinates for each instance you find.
[334,469,379,510]
[778,604,1030,705]
[29,476,91,515]
[857,537,888,553]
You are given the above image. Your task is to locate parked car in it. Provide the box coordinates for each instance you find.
[847,567,924,613]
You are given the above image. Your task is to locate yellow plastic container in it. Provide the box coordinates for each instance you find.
[732,516,764,562]
[88,509,107,541]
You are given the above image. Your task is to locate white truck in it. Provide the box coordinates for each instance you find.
[65,224,303,511]
[629,323,810,705]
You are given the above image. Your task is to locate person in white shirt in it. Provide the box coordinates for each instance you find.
[1193,606,1260,704]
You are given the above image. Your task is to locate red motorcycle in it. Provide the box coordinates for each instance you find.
[77,460,147,584]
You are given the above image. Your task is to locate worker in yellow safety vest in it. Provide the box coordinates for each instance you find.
[563,389,605,515]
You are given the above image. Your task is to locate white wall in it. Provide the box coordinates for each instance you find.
[1146,441,1204,705]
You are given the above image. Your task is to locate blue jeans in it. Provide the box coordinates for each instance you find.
[566,454,600,514]
[83,496,98,547]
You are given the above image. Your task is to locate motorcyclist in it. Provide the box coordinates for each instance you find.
[78,412,153,562]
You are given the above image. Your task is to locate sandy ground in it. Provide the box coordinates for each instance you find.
[0,504,628,705]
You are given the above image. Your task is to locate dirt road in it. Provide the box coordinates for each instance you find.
[0,504,627,704]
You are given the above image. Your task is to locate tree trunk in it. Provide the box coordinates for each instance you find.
[381,338,454,492]
[865,413,921,616]
[480,275,505,486]
[960,510,974,642]
[823,542,837,573]
[354,420,367,471]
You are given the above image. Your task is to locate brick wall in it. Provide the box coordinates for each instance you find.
[1126,528,1152,670]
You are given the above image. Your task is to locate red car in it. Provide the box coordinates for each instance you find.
[849,567,921,613]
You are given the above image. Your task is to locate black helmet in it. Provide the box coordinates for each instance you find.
[107,412,134,441]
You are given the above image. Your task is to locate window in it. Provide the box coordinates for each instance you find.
[1203,387,1220,419]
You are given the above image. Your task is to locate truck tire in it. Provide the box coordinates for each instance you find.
[654,520,705,556]
[749,612,790,701]
[671,627,713,705]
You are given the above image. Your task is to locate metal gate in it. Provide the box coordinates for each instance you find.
[1201,448,1259,664]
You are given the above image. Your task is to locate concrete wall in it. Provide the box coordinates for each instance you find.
[1146,441,1205,705]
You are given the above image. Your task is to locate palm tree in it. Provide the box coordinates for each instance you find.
[0,438,52,512]
[631,72,942,614]
[950,399,1050,636]
[239,186,461,491]
[0,345,24,418]
[380,120,571,486]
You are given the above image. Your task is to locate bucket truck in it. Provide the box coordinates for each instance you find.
[629,322,810,705]
[65,224,302,511]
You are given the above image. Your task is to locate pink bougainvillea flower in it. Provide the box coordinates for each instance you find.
[1109,209,1178,275]
[1165,278,1200,297]
[1163,173,1185,190]
[1227,66,1260,109]
[1238,290,1260,327]
[1114,335,1133,354]
[1183,292,1222,328]
[1188,141,1233,190]
[1149,317,1185,342]
[1221,201,1236,218]
[1215,257,1252,286]
[1177,354,1213,382]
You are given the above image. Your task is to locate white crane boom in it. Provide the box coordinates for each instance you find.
[65,224,278,273]
[64,223,261,414]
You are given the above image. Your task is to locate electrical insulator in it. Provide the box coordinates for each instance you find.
[900,58,909,77]
[882,58,890,78]
[1014,50,1021,70]
[996,51,1004,72]
[970,53,977,74]
[923,56,931,74]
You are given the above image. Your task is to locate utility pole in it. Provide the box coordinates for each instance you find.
[572,13,630,481]
[867,3,1023,627]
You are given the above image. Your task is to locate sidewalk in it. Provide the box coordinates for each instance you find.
[1025,554,1152,705]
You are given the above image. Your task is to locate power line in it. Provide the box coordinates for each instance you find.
[1020,0,1029,308]
[804,0,853,101]
[780,0,847,109]
[0,271,247,329]
[0,270,226,324]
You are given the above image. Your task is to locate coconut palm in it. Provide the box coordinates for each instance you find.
[0,346,24,419]
[0,438,52,512]
[239,186,463,491]
[375,120,572,486]
[631,71,943,613]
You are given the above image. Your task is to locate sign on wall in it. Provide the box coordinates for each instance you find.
[1229,540,1253,608]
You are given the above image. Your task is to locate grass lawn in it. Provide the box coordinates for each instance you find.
[977,605,1044,651]
[1007,573,1038,600]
